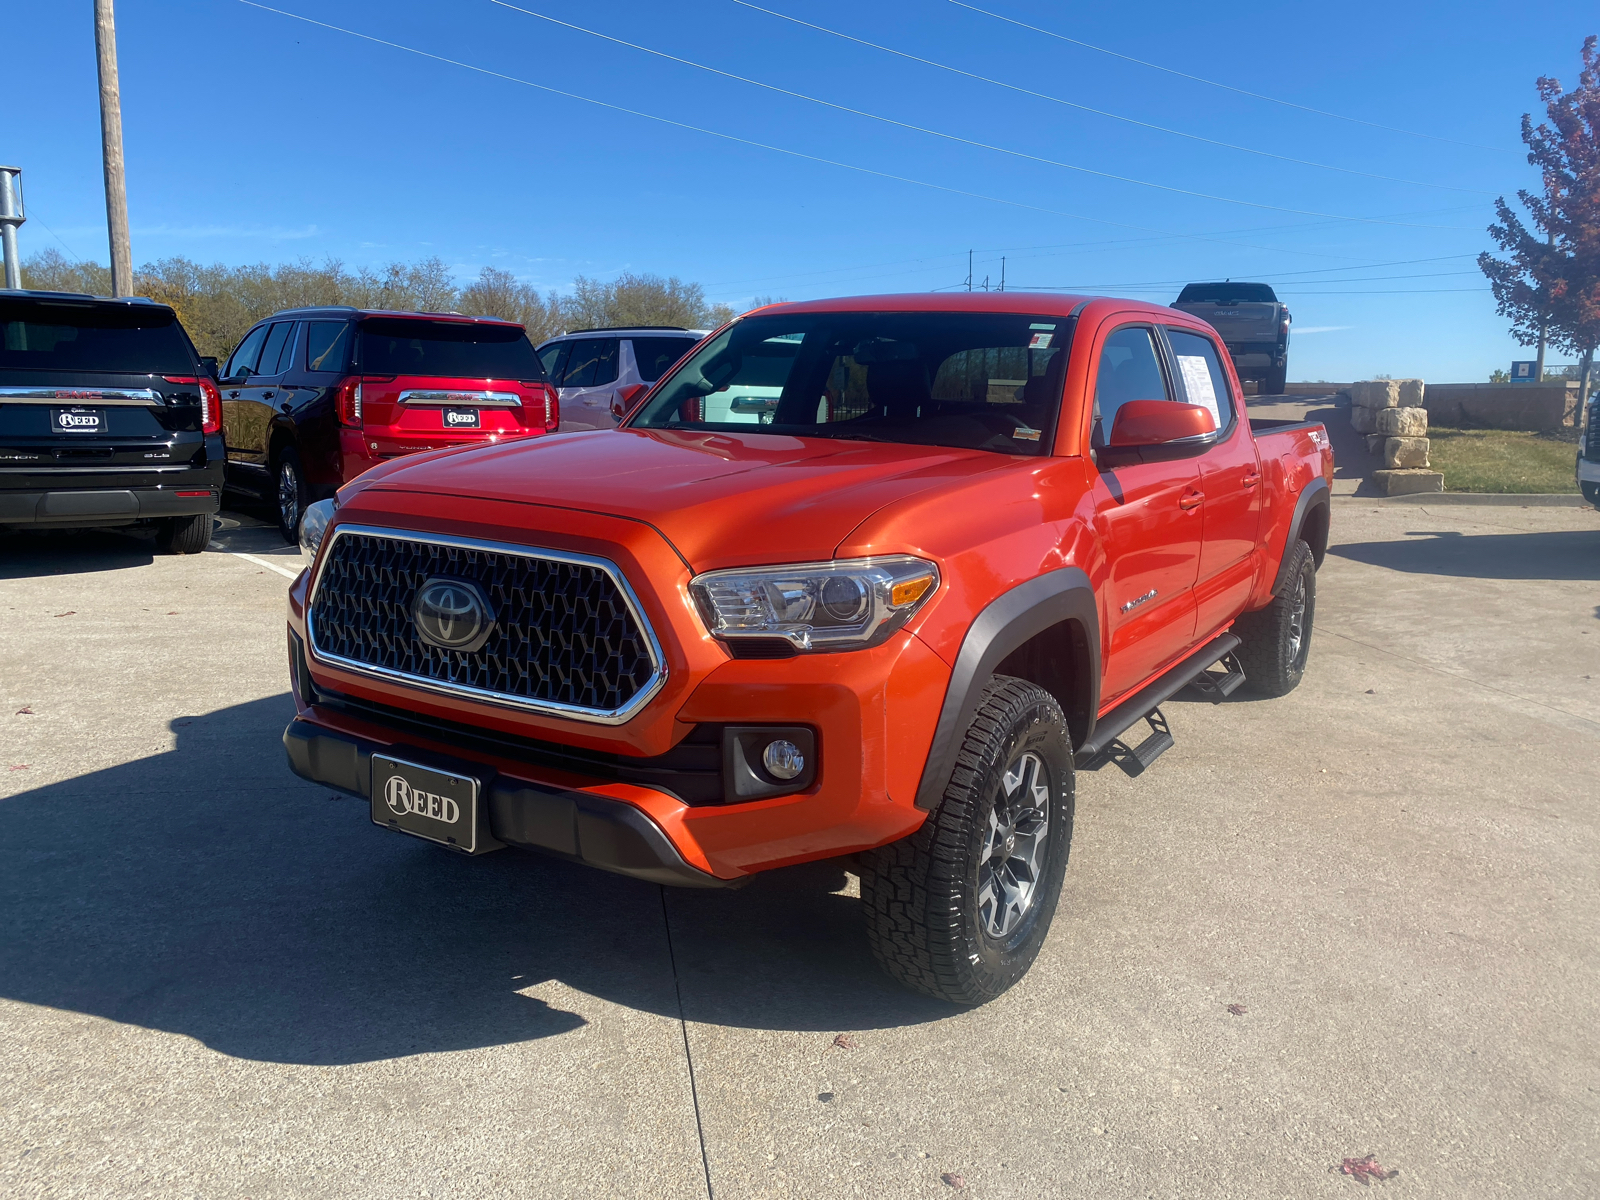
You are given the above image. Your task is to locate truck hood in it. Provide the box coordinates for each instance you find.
[354,427,1006,570]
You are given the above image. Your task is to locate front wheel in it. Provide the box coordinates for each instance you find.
[1235,538,1316,696]
[275,447,307,544]
[859,676,1075,1005]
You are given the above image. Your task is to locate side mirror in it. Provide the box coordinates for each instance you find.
[1108,400,1214,447]
[611,384,647,420]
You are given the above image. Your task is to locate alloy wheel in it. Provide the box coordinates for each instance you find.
[279,460,300,532]
[977,750,1051,939]
[1286,571,1308,666]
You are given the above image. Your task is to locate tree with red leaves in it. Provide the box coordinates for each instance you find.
[1480,36,1600,406]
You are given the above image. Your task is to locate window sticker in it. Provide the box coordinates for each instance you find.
[1176,354,1221,429]
[1028,332,1053,350]
[1012,426,1042,441]
[1028,323,1056,331]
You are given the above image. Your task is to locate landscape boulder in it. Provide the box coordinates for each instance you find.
[1373,469,1444,496]
[1350,380,1400,409]
[1383,436,1430,469]
[1397,379,1425,406]
[1376,407,1428,437]
[1350,406,1378,433]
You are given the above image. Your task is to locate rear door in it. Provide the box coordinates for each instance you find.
[1086,322,1203,704]
[555,336,620,431]
[1165,325,1262,638]
[279,318,353,493]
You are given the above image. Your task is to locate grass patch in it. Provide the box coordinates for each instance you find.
[1426,427,1579,494]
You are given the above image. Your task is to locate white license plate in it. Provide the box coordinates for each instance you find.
[53,407,104,433]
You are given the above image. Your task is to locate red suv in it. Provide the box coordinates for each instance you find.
[218,308,558,539]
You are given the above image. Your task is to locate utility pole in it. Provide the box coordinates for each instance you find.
[0,167,23,290]
[966,250,973,293]
[94,0,133,296]
[999,256,1006,292]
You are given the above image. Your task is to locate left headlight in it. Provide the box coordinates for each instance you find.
[690,555,939,652]
[300,498,336,567]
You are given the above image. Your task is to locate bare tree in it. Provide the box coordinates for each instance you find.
[458,266,562,342]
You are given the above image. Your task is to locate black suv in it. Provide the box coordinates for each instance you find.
[217,307,557,540]
[0,290,223,553]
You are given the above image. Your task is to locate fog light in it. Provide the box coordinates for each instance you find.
[762,739,804,781]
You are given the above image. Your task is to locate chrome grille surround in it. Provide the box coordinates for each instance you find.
[306,524,666,724]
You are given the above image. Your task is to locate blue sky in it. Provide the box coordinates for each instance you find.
[9,0,1596,380]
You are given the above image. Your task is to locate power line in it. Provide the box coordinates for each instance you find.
[237,2,1450,257]
[731,0,1493,195]
[947,0,1513,153]
[1026,268,1482,290]
[489,0,1473,228]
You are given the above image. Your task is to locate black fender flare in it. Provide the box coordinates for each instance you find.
[913,567,1100,810]
[1270,476,1329,595]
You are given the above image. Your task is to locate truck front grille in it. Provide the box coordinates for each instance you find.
[307,526,663,722]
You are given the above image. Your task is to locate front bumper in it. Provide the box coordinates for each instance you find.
[1577,455,1600,484]
[0,480,222,527]
[284,716,730,887]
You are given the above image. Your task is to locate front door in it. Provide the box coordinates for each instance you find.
[556,337,620,431]
[1165,326,1263,638]
[1087,324,1203,704]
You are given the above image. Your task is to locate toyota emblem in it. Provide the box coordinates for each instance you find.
[411,578,496,652]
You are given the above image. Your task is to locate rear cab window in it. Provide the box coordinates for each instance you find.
[358,319,544,378]
[1175,283,1277,304]
[1,299,194,375]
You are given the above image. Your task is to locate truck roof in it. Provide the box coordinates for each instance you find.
[1174,283,1278,304]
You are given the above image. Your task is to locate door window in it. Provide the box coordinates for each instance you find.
[306,321,351,373]
[225,324,271,380]
[1164,328,1234,433]
[1092,326,1169,448]
[257,323,294,379]
[538,341,571,384]
[561,338,619,388]
[629,336,698,383]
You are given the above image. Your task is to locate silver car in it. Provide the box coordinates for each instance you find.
[536,326,706,432]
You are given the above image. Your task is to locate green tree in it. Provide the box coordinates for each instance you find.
[1480,36,1600,405]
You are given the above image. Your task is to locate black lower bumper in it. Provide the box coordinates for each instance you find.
[282,717,732,888]
[0,482,221,527]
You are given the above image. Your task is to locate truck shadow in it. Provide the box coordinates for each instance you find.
[0,695,946,1067]
[1328,528,1600,581]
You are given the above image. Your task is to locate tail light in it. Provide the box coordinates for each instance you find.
[1281,311,1291,340]
[541,383,559,431]
[336,377,363,427]
[164,375,223,434]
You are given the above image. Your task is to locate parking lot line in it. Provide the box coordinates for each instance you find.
[230,551,301,580]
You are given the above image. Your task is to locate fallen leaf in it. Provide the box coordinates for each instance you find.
[1334,1155,1398,1185]
[831,1033,859,1051]
[940,1173,966,1189]
[9,764,30,771]
[166,611,179,616]
[1364,689,1376,695]
[53,611,75,618]
[1226,1003,1248,1016]
[15,707,33,715]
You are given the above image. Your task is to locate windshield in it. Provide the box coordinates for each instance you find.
[629,311,1071,456]
[1176,283,1277,304]
[0,300,194,374]
[358,318,544,379]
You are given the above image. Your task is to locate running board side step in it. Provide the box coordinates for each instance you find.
[1185,652,1246,703]
[1074,633,1241,771]
[1086,708,1174,777]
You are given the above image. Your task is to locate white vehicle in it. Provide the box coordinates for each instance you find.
[536,326,706,432]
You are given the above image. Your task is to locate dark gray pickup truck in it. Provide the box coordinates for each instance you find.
[1172,282,1291,395]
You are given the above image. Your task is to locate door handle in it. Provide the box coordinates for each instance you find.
[1178,491,1204,511]
[262,391,274,400]
[1242,472,1261,488]
[228,391,239,399]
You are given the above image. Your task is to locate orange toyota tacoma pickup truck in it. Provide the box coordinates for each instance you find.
[283,293,1333,1004]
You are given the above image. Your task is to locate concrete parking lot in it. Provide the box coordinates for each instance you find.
[2,499,1597,1199]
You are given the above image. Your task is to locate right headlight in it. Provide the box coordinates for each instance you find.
[300,498,336,567]
[689,555,939,652]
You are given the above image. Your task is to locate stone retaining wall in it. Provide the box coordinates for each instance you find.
[1419,383,1578,432]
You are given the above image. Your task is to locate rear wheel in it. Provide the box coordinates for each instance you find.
[1582,480,1600,513]
[275,447,307,544]
[859,676,1074,1005]
[156,513,212,555]
[1262,364,1288,396]
[1235,538,1315,697]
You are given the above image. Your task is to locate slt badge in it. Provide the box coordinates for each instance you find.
[411,577,496,652]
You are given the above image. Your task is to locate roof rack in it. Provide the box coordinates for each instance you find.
[563,325,693,334]
[0,288,162,305]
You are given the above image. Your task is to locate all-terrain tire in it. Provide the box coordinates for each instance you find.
[156,513,213,555]
[859,676,1075,1006]
[1235,538,1315,697]
[1262,365,1289,396]
[1583,480,1600,513]
[276,446,307,544]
